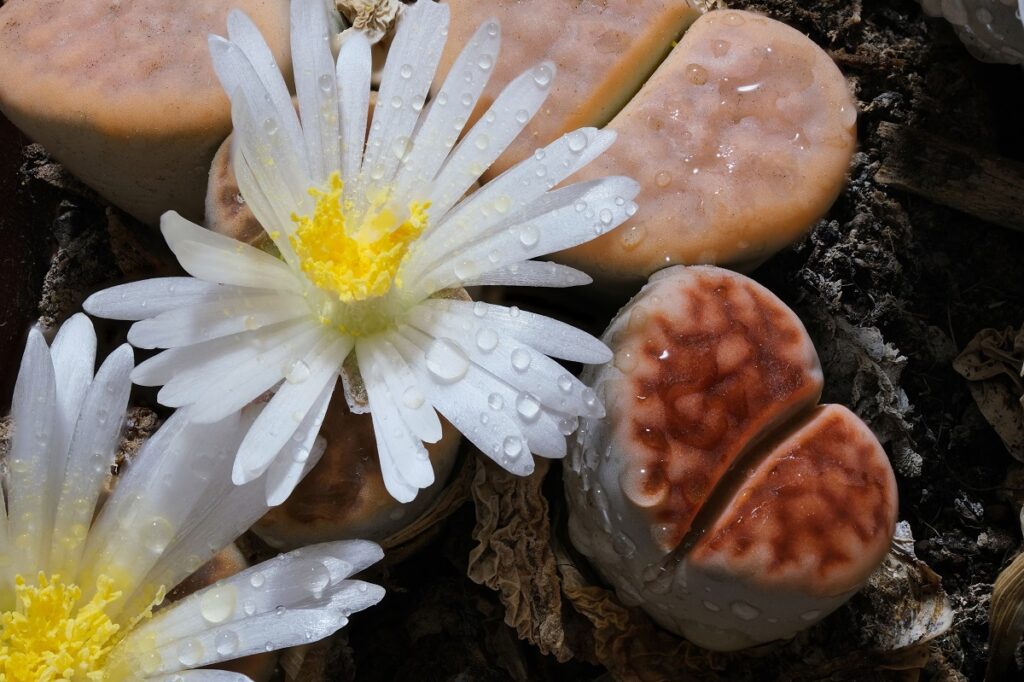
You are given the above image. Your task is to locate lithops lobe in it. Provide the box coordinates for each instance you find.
[557,9,857,282]
[565,265,898,651]
[436,0,704,179]
[0,0,290,224]
[690,404,898,597]
[612,267,823,552]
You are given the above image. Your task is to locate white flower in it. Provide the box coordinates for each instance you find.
[0,315,384,681]
[84,0,636,504]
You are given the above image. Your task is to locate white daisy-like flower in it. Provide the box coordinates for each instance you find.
[0,314,384,681]
[84,0,637,503]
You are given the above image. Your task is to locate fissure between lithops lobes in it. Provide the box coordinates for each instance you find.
[0,573,164,682]
[288,172,430,337]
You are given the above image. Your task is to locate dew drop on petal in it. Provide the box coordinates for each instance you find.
[425,339,470,382]
[510,348,532,372]
[475,328,499,352]
[478,54,493,70]
[557,374,573,392]
[567,130,588,153]
[177,638,204,666]
[487,393,504,410]
[318,73,334,92]
[515,109,530,124]
[215,630,240,656]
[200,585,237,624]
[402,386,425,409]
[532,63,553,87]
[399,63,413,79]
[249,571,266,588]
[473,301,488,318]
[519,224,539,247]
[502,435,523,458]
[305,561,332,597]
[141,517,174,553]
[284,359,311,384]
[599,208,614,225]
[262,118,279,136]
[515,392,542,421]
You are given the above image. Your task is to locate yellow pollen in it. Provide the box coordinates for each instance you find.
[0,574,122,682]
[290,172,429,303]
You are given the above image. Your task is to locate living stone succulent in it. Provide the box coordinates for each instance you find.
[557,10,858,282]
[564,266,898,651]
[0,0,291,225]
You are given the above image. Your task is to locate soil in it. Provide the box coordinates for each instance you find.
[1,0,1023,680]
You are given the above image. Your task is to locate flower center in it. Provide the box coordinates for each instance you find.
[0,574,122,681]
[290,172,429,304]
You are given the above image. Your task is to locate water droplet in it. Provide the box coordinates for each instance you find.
[244,315,258,330]
[800,609,822,622]
[141,517,174,553]
[275,605,286,616]
[487,393,504,410]
[557,416,578,436]
[402,386,425,409]
[599,208,614,225]
[305,561,331,597]
[581,387,598,409]
[453,258,479,281]
[293,447,310,463]
[243,599,257,616]
[567,130,588,153]
[436,92,449,106]
[515,392,541,421]
[475,328,499,352]
[284,359,311,384]
[318,73,334,92]
[425,339,470,382]
[249,571,265,588]
[731,601,761,621]
[711,39,731,57]
[478,54,493,70]
[515,109,530,124]
[510,348,532,372]
[532,63,553,87]
[625,201,638,217]
[557,374,573,392]
[611,533,636,559]
[177,638,204,666]
[200,585,237,624]
[502,435,523,458]
[724,11,745,25]
[655,170,672,187]
[473,301,488,317]
[519,224,539,247]
[390,95,403,109]
[399,63,413,79]
[474,134,489,150]
[620,225,646,251]
[215,630,240,656]
[494,195,512,213]
[262,118,279,136]
[391,136,412,160]
[486,22,499,37]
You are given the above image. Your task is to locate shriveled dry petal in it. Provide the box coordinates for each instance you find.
[953,325,1024,461]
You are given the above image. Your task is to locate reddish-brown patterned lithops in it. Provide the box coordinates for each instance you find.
[564,266,898,650]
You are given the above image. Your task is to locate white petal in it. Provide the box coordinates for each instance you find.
[169,321,325,421]
[457,260,592,288]
[7,328,58,578]
[358,342,435,499]
[233,334,350,484]
[127,292,309,349]
[426,61,555,220]
[162,212,302,293]
[49,313,96,457]
[292,0,341,183]
[359,0,449,190]
[357,337,442,443]
[264,388,333,507]
[113,542,383,676]
[406,306,601,420]
[389,327,536,476]
[83,278,245,321]
[413,177,639,295]
[391,19,501,205]
[145,672,252,681]
[336,30,373,185]
[49,344,133,579]
[421,299,612,364]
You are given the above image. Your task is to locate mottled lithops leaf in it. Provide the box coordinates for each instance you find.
[565,265,898,651]
[953,326,1024,461]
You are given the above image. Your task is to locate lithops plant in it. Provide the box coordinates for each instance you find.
[564,265,898,651]
[435,0,706,179]
[919,0,1024,64]
[557,9,858,282]
[0,0,291,225]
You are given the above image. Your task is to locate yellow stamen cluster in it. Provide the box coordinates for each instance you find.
[290,172,429,304]
[0,574,121,682]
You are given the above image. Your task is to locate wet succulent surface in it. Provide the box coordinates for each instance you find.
[2,0,1024,679]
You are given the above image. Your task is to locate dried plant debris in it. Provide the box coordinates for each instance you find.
[470,461,952,680]
[953,326,1024,461]
[335,0,403,43]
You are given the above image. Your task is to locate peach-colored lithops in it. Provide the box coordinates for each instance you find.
[557,9,858,282]
[564,266,897,651]
[254,392,462,551]
[0,0,290,225]
[435,0,704,180]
